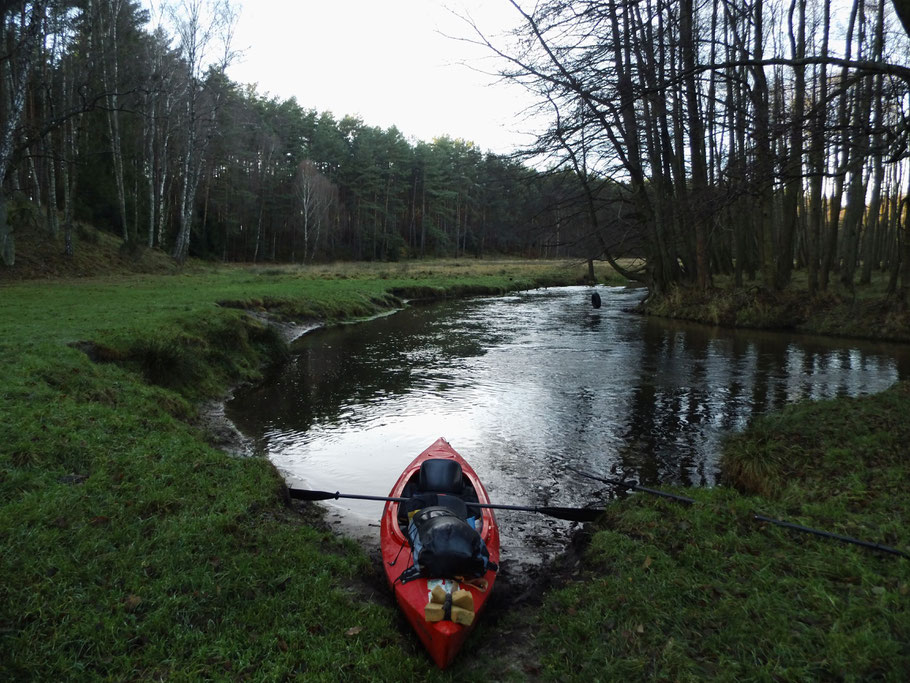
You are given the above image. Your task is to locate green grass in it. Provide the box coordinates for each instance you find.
[0,258,620,345]
[5,252,907,679]
[535,381,910,681]
[0,258,611,680]
[0,344,426,680]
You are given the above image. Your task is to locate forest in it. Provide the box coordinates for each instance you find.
[1,1,910,298]
[0,0,598,268]
[473,0,910,296]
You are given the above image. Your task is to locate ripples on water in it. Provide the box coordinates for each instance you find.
[227,286,909,566]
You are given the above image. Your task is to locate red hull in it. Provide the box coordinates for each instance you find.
[380,438,500,669]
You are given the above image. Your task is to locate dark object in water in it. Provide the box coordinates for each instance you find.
[591,291,602,309]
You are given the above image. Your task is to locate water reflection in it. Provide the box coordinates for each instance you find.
[227,286,908,564]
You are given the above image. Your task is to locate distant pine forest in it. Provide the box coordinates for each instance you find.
[0,1,599,269]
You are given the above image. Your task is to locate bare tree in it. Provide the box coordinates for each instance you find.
[88,0,130,241]
[463,0,910,295]
[0,1,49,265]
[168,0,237,264]
[295,159,337,262]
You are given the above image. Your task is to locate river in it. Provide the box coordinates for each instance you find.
[226,285,909,574]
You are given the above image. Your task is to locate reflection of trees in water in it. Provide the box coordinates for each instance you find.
[613,329,712,488]
[611,320,905,488]
[229,303,492,435]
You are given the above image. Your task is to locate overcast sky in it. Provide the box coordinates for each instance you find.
[216,0,536,154]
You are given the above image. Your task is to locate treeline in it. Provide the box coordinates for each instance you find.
[0,0,600,267]
[477,0,910,297]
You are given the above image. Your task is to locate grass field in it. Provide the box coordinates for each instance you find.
[2,250,907,680]
[0,258,611,680]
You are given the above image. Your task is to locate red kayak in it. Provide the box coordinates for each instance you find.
[380,438,500,669]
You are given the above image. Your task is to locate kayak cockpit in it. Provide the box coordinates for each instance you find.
[396,458,482,533]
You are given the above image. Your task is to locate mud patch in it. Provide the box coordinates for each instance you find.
[198,393,253,456]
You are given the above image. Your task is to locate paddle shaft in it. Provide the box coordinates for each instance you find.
[571,469,907,557]
[287,488,601,522]
[754,514,909,559]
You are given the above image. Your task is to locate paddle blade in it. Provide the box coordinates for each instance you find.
[542,506,603,522]
[288,488,339,501]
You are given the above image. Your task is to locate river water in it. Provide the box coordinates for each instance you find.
[226,286,909,573]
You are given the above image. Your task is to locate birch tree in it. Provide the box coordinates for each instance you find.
[295,159,337,262]
[168,0,237,264]
[0,1,49,265]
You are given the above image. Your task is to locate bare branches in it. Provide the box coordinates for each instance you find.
[465,0,910,293]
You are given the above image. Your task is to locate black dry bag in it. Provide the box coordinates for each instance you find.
[406,506,494,579]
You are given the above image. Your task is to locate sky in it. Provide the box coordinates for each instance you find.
[218,0,538,155]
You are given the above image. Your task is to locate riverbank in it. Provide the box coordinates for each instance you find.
[3,260,908,679]
[0,259,614,679]
[525,380,910,680]
[640,274,910,343]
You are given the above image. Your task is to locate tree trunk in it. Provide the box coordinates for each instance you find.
[94,0,129,242]
[900,195,910,304]
[0,2,48,266]
[777,0,806,289]
[840,6,876,290]
[806,0,831,295]
[819,0,859,290]
[860,0,887,286]
[681,0,710,290]
[751,0,776,289]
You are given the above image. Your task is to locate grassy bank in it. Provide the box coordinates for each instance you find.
[533,381,910,680]
[641,272,910,343]
[4,251,908,680]
[0,259,615,679]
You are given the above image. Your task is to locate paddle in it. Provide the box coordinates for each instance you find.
[568,468,906,558]
[754,514,909,559]
[570,467,696,505]
[287,487,603,522]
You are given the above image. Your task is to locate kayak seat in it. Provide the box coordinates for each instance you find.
[419,459,464,495]
[398,460,483,532]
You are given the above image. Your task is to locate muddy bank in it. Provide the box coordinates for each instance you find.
[196,310,323,455]
[244,311,323,344]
